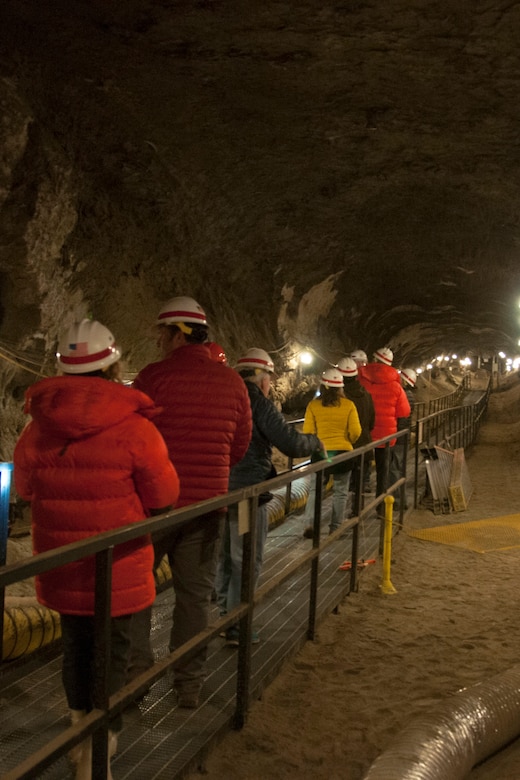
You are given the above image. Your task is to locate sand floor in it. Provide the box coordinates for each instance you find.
[187,379,520,780]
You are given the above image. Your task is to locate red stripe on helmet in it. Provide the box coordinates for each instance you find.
[158,310,207,322]
[60,346,116,365]
[374,350,392,365]
[322,378,343,386]
[237,357,272,368]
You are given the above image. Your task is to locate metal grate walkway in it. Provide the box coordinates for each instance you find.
[0,501,382,779]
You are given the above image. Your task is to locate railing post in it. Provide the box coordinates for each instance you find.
[284,456,294,514]
[92,547,113,780]
[233,497,257,730]
[307,471,323,641]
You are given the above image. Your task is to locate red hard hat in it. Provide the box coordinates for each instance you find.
[207,342,227,364]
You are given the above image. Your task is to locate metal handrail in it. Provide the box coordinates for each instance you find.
[0,442,386,779]
[0,380,488,779]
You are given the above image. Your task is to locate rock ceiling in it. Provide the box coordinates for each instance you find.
[1,0,520,454]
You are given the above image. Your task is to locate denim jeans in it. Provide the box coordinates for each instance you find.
[214,503,269,616]
[302,471,352,533]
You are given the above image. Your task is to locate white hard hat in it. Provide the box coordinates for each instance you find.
[401,368,417,387]
[373,347,393,366]
[57,319,122,374]
[337,357,358,377]
[156,296,208,327]
[350,349,368,365]
[320,367,344,388]
[236,348,275,373]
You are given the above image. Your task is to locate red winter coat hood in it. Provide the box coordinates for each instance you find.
[24,375,160,440]
[14,376,179,616]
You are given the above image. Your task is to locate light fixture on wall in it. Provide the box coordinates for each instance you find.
[0,462,13,567]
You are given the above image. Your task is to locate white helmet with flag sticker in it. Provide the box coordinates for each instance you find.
[57,319,121,374]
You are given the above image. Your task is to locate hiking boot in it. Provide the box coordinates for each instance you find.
[225,626,260,646]
[225,627,240,646]
[175,686,201,709]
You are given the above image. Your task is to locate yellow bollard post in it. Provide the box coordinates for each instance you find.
[381,495,397,595]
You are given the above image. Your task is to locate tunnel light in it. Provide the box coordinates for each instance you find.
[436,355,443,362]
[451,354,458,360]
[443,356,450,362]
[299,351,313,365]
[416,368,423,374]
[498,351,506,359]
[426,363,433,370]
[0,462,13,566]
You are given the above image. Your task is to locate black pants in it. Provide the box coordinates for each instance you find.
[128,513,222,692]
[374,447,392,508]
[60,613,132,732]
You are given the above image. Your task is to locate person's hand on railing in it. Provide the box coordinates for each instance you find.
[317,441,328,460]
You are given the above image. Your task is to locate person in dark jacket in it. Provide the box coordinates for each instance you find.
[337,357,375,508]
[214,348,323,645]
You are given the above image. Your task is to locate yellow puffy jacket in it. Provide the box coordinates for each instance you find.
[303,396,361,452]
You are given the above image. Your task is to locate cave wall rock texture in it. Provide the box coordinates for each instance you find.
[1,0,520,457]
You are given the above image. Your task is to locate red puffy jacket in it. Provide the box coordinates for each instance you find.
[358,363,411,447]
[134,343,252,507]
[14,377,180,616]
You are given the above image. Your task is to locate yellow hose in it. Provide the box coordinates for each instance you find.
[3,597,61,660]
[3,478,311,661]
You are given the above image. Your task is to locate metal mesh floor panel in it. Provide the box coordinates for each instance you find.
[0,503,382,779]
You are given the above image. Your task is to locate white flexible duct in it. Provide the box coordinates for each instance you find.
[364,665,520,780]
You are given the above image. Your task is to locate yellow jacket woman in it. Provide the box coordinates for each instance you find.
[302,367,361,534]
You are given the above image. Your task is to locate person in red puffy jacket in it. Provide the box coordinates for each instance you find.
[358,347,411,514]
[13,319,180,779]
[130,296,252,709]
